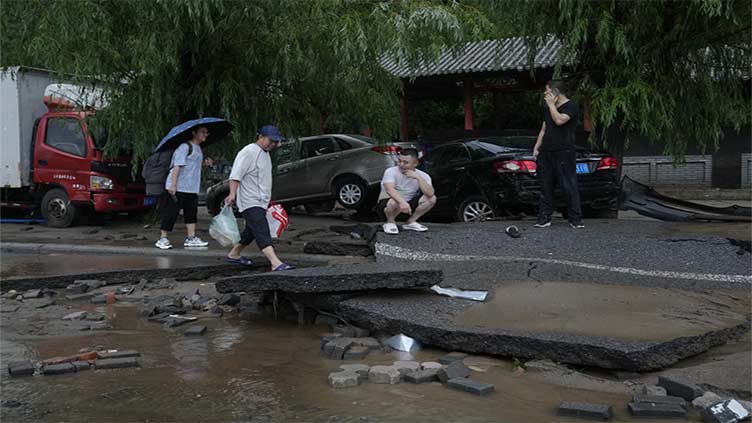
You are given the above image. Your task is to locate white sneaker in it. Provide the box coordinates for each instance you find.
[382,223,399,235]
[402,222,428,232]
[155,237,172,250]
[184,236,209,247]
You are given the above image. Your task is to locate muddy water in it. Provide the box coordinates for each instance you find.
[0,303,704,422]
[459,282,751,341]
[1,253,224,278]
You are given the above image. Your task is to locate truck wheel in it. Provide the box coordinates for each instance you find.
[41,188,77,228]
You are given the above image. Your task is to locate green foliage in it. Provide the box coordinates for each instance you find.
[1,0,488,163]
[478,0,751,158]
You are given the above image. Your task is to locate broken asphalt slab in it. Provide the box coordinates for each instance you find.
[336,289,751,371]
[215,264,441,294]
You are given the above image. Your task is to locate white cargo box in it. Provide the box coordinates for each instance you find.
[0,67,53,188]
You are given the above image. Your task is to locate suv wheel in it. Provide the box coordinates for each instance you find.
[333,176,368,209]
[41,188,78,228]
[457,196,495,223]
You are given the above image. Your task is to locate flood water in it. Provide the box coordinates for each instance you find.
[1,301,705,423]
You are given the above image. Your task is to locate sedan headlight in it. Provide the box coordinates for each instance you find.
[90,175,114,190]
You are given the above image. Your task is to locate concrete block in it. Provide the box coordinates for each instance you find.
[43,363,76,375]
[328,371,360,389]
[392,360,420,377]
[35,299,55,309]
[557,401,613,421]
[438,352,467,365]
[657,375,704,400]
[437,361,471,383]
[641,384,667,396]
[421,362,443,370]
[217,294,240,306]
[343,346,369,361]
[702,399,750,423]
[338,364,369,380]
[65,284,89,295]
[350,337,380,351]
[8,361,35,377]
[692,392,723,410]
[352,326,370,337]
[320,333,342,350]
[23,289,43,299]
[447,378,494,396]
[183,325,207,336]
[72,361,90,371]
[332,324,357,337]
[628,402,687,418]
[97,350,141,360]
[368,366,400,384]
[632,394,687,409]
[404,368,439,384]
[62,311,87,321]
[95,357,139,370]
[322,337,353,360]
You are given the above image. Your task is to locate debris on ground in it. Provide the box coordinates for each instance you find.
[702,399,751,423]
[446,378,495,396]
[557,401,613,421]
[429,285,488,301]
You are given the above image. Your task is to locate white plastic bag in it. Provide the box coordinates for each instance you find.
[209,205,241,247]
[266,203,289,239]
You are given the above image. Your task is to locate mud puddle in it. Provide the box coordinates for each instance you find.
[1,301,704,422]
[458,282,751,341]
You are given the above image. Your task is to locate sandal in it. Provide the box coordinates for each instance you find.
[272,263,296,272]
[382,223,399,234]
[226,256,253,266]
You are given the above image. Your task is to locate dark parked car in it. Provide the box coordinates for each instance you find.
[422,136,620,222]
[206,134,421,215]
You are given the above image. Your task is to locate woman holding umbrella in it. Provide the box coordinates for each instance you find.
[155,125,213,249]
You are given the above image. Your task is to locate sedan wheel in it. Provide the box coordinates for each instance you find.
[458,197,496,222]
[339,183,362,206]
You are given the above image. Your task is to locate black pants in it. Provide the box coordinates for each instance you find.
[239,207,272,250]
[537,150,582,222]
[159,192,198,232]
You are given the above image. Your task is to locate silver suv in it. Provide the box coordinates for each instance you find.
[205,134,421,215]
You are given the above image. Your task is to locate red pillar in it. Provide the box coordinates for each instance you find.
[463,80,474,131]
[493,92,503,130]
[319,112,328,134]
[399,96,409,141]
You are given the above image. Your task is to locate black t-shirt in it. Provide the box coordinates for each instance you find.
[540,100,579,152]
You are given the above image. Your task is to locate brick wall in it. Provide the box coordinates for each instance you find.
[622,155,712,187]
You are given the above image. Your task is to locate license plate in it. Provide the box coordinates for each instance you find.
[576,163,590,174]
[144,197,157,206]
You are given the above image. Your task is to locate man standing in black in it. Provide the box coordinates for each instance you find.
[533,80,584,229]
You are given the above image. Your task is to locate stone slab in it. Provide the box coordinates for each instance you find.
[72,361,91,371]
[438,352,467,365]
[328,371,360,389]
[437,361,471,383]
[183,325,207,336]
[97,350,141,360]
[43,363,76,375]
[392,361,420,376]
[95,357,139,370]
[628,402,687,418]
[557,401,613,421]
[343,346,369,361]
[215,265,441,294]
[338,364,369,379]
[8,361,35,377]
[368,365,400,384]
[446,378,494,396]
[320,333,343,349]
[632,394,687,409]
[405,368,439,384]
[303,241,373,257]
[657,375,705,400]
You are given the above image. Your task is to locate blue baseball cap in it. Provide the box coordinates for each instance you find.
[259,125,284,141]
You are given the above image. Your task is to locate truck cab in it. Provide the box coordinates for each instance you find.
[1,67,150,227]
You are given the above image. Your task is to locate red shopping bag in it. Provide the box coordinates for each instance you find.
[266,202,289,238]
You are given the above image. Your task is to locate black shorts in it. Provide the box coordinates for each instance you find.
[377,196,421,219]
[159,192,198,232]
[239,207,273,250]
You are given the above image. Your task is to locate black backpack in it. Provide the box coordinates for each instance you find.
[141,142,192,196]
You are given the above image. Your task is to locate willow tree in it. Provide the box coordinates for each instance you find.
[479,0,751,158]
[0,0,489,162]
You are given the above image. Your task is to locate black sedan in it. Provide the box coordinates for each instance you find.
[422,137,620,222]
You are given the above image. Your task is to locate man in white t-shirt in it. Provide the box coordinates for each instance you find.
[378,148,436,234]
[223,125,294,271]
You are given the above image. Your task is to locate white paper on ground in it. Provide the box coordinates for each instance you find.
[384,334,421,352]
[430,285,488,301]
